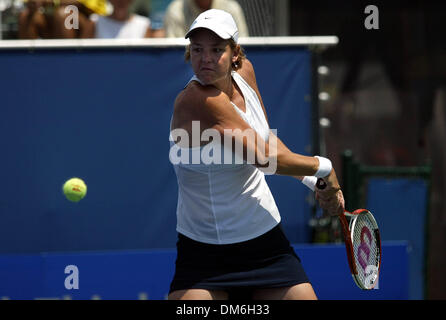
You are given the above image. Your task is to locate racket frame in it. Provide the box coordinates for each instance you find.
[340,209,382,290]
[305,177,382,290]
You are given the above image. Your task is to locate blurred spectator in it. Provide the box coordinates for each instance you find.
[17,0,108,38]
[145,0,168,38]
[129,0,149,17]
[163,0,248,38]
[91,0,152,38]
[18,0,54,38]
[52,0,106,38]
[127,0,166,37]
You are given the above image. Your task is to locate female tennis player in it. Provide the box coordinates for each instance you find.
[168,9,345,300]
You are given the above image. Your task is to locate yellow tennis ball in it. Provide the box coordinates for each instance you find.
[63,178,87,202]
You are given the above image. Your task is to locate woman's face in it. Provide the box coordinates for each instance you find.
[189,28,237,85]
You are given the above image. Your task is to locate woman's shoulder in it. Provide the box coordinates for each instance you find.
[177,81,228,109]
[172,81,232,131]
[240,58,255,74]
[236,58,258,90]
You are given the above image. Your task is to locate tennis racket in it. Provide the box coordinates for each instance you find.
[304,177,382,290]
[339,208,381,290]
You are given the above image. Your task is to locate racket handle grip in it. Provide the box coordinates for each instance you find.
[316,178,327,190]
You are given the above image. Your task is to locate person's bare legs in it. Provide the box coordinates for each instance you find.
[252,283,317,300]
[168,289,228,300]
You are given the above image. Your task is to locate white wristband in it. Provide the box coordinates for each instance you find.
[302,176,317,191]
[314,156,332,178]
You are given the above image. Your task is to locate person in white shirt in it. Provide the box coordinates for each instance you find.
[92,0,151,38]
[168,9,344,300]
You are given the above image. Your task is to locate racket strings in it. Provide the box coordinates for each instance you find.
[351,214,380,289]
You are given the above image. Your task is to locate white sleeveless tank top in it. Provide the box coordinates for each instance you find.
[169,71,280,244]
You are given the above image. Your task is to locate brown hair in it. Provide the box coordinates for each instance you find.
[184,39,246,71]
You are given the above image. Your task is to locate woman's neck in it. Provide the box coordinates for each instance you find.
[213,73,234,99]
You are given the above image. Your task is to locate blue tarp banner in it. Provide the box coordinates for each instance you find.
[366,178,429,300]
[0,242,408,300]
[0,46,312,252]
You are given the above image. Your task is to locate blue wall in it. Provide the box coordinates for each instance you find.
[366,178,429,300]
[0,242,408,300]
[0,46,312,252]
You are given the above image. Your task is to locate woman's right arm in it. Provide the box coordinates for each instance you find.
[191,86,336,183]
[184,83,344,214]
[237,58,343,211]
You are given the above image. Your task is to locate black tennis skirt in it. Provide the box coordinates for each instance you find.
[169,223,310,299]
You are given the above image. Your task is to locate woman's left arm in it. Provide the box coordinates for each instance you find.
[239,58,343,211]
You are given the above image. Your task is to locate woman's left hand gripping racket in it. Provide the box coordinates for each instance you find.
[304,177,382,290]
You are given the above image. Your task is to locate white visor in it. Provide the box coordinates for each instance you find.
[185,9,239,43]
